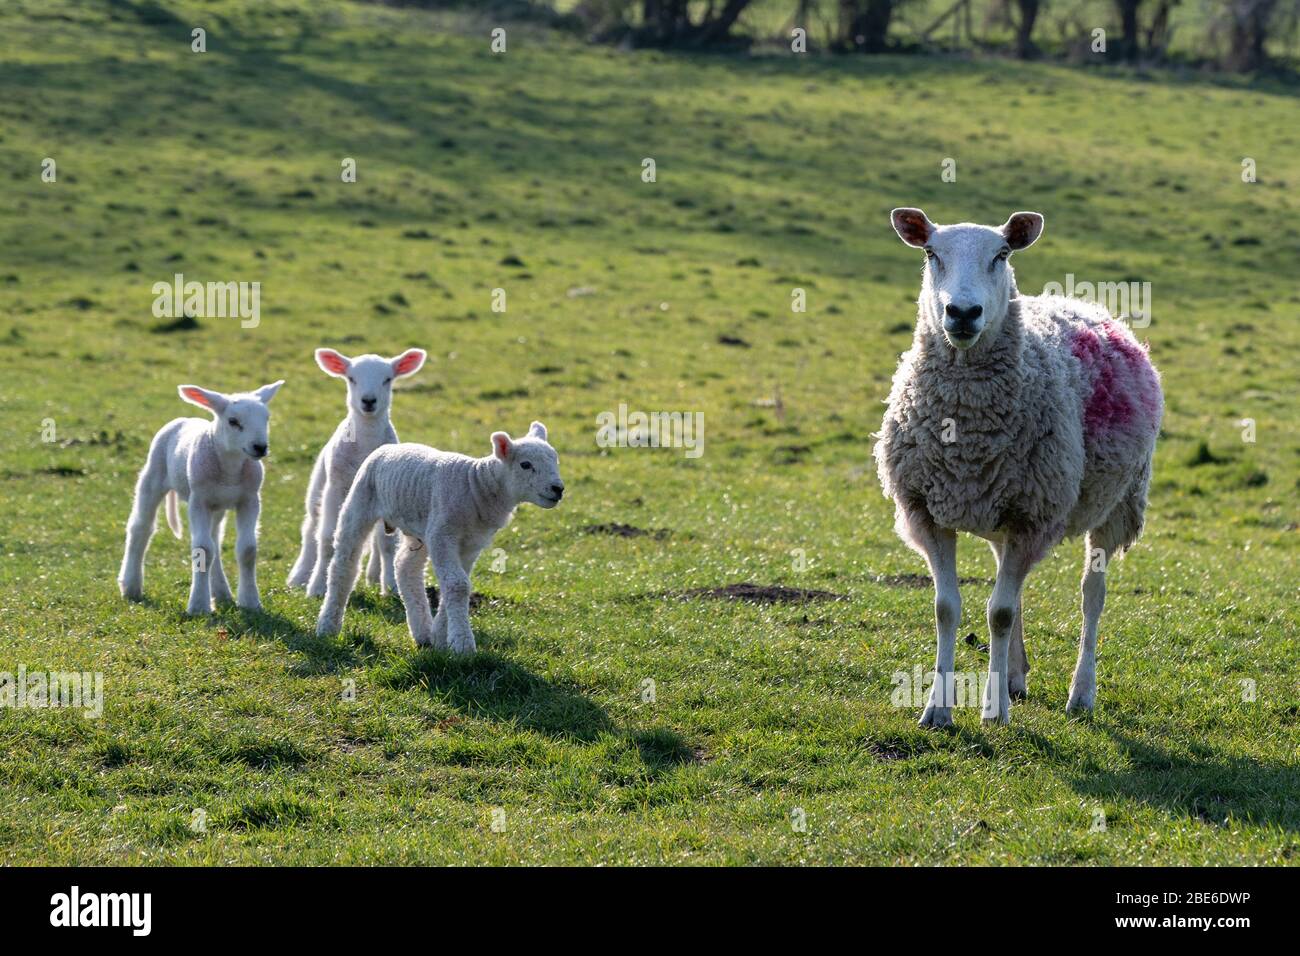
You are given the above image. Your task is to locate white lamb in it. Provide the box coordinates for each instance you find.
[119,380,284,616]
[316,422,565,653]
[874,208,1163,726]
[287,347,427,597]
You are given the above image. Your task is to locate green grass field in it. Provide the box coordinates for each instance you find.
[0,0,1296,865]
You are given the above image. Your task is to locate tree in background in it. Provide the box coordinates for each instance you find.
[837,0,900,51]
[1115,0,1145,60]
[1012,0,1042,57]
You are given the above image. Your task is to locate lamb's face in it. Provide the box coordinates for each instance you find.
[492,422,565,509]
[178,381,283,459]
[316,348,426,421]
[891,208,1044,351]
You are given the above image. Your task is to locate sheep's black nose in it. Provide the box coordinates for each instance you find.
[550,484,565,498]
[945,303,983,322]
[361,396,377,409]
[252,443,268,458]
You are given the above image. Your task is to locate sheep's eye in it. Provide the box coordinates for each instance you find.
[228,418,243,430]
[384,378,392,385]
[924,248,940,268]
[347,376,355,384]
[519,461,533,471]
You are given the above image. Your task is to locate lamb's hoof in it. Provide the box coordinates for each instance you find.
[447,635,477,655]
[185,604,212,617]
[316,616,341,638]
[286,574,309,589]
[237,600,263,614]
[306,582,327,599]
[119,582,144,602]
[413,631,435,648]
[918,705,953,729]
[1066,685,1095,716]
[981,712,1011,727]
[213,592,235,607]
[1008,679,1029,702]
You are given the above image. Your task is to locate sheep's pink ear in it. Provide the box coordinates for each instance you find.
[390,348,426,377]
[891,207,934,248]
[1002,211,1044,251]
[315,348,350,377]
[178,385,227,413]
[527,421,548,441]
[491,431,513,460]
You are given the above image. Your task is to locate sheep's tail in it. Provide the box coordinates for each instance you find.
[165,490,182,539]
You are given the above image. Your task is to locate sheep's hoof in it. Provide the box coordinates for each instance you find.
[1008,677,1029,701]
[306,583,327,599]
[185,605,211,618]
[119,583,144,602]
[981,713,1011,727]
[918,705,953,729]
[316,617,341,637]
[1066,686,1095,716]
[237,600,263,613]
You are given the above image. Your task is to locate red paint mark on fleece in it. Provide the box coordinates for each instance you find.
[1070,322,1159,437]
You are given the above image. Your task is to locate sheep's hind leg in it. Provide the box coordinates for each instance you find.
[430,531,474,655]
[989,540,1030,700]
[119,470,165,601]
[983,536,1040,726]
[185,503,216,617]
[899,507,960,729]
[1068,526,1120,715]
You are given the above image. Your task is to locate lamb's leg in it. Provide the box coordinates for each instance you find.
[315,486,375,637]
[234,496,262,612]
[989,540,1030,699]
[209,513,234,606]
[395,534,437,647]
[364,525,382,586]
[1068,528,1116,714]
[901,509,960,729]
[119,465,165,601]
[430,531,474,655]
[306,478,346,598]
[287,454,325,588]
[983,536,1039,726]
[185,502,216,617]
[378,524,399,595]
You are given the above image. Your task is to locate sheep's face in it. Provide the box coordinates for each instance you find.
[179,381,283,460]
[891,208,1043,351]
[492,422,565,509]
[315,348,426,421]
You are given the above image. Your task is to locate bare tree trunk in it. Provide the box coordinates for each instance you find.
[1014,0,1040,57]
[1226,0,1278,70]
[1116,0,1143,61]
[839,0,895,51]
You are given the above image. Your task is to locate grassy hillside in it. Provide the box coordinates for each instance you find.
[0,0,1296,864]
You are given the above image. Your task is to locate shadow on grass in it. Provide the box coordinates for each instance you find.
[1073,729,1300,834]
[210,603,381,676]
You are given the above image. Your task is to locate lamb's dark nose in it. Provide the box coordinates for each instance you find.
[252,443,268,458]
[550,484,565,499]
[944,303,983,322]
[361,396,377,411]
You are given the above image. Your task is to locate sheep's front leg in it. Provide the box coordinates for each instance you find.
[315,510,368,637]
[306,479,346,598]
[395,534,437,648]
[989,540,1029,699]
[377,525,399,595]
[209,513,234,606]
[186,502,216,616]
[983,537,1038,726]
[900,508,960,729]
[234,496,262,612]
[430,531,474,655]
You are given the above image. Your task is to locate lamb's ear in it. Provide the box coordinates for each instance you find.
[891,207,934,248]
[491,431,513,460]
[1002,211,1044,251]
[178,385,228,414]
[315,348,351,377]
[390,348,426,378]
[527,421,548,441]
[254,380,285,404]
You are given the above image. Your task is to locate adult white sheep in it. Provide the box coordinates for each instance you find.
[316,422,564,653]
[286,347,426,597]
[874,208,1162,727]
[118,380,284,616]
